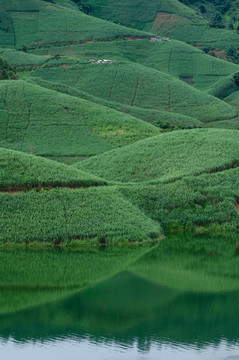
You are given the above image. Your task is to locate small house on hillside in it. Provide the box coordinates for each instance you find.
[150,37,163,42]
[97,59,113,64]
[150,37,171,42]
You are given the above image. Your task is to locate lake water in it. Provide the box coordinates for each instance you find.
[1,234,239,359]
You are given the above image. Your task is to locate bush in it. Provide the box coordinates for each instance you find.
[0,57,17,80]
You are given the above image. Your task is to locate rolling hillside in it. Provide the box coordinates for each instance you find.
[82,0,239,50]
[0,0,150,49]
[0,188,162,243]
[31,62,237,122]
[1,0,239,243]
[29,39,239,91]
[0,80,160,160]
[0,147,107,190]
[76,128,239,183]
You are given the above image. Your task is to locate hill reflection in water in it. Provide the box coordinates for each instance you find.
[0,233,239,359]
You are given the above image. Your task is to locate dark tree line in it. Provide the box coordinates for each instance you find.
[41,0,93,14]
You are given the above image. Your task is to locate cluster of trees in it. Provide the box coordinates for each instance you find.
[41,0,93,14]
[227,46,239,63]
[0,57,18,80]
[70,0,93,15]
[179,0,239,30]
[233,72,239,85]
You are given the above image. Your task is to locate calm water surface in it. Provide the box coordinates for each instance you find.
[1,234,239,359]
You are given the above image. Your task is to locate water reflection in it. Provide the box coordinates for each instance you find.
[0,233,239,359]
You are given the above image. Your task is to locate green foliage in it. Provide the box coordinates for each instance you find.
[0,56,17,80]
[0,80,159,158]
[31,61,236,122]
[0,187,162,244]
[0,48,50,67]
[118,164,239,231]
[0,147,107,190]
[209,13,225,28]
[76,128,239,183]
[233,72,239,85]
[0,0,150,49]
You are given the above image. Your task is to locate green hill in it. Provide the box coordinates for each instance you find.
[0,187,162,244]
[207,73,239,99]
[0,80,160,161]
[78,0,239,50]
[31,62,237,122]
[76,128,239,183]
[30,38,239,91]
[0,0,150,50]
[0,48,51,67]
[0,147,107,190]
[28,77,203,129]
[118,163,239,231]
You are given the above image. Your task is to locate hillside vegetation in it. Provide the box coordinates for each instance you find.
[0,0,150,49]
[78,0,239,50]
[76,128,239,183]
[0,57,17,80]
[0,80,160,160]
[31,62,237,122]
[1,0,239,243]
[0,147,107,190]
[0,188,162,243]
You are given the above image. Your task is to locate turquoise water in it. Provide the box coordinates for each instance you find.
[1,234,239,359]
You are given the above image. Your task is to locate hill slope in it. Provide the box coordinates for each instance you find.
[30,39,239,91]
[0,0,150,50]
[76,128,239,183]
[0,80,160,160]
[31,62,237,122]
[0,147,107,190]
[81,0,239,50]
[0,187,162,243]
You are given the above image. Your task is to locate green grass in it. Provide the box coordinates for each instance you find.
[80,0,202,28]
[225,91,239,105]
[76,0,239,50]
[0,187,162,244]
[30,39,239,91]
[118,164,239,231]
[207,73,239,99]
[0,0,150,50]
[0,147,107,190]
[0,79,160,158]
[0,48,50,67]
[31,61,236,122]
[76,128,239,183]
[28,76,202,128]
